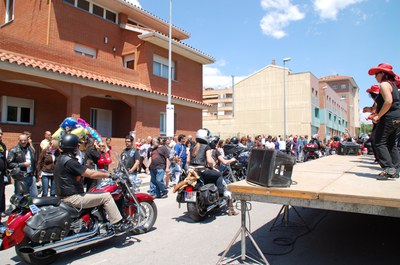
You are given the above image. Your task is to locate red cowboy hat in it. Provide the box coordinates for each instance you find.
[366,84,380,94]
[368,63,397,76]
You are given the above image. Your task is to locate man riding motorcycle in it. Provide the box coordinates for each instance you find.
[54,134,131,233]
[189,129,238,216]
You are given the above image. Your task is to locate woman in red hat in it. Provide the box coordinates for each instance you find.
[368,63,400,180]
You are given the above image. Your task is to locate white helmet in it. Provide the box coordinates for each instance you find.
[195,128,212,144]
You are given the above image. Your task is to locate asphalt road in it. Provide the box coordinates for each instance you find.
[1,182,400,265]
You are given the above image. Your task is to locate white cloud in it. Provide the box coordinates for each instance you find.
[313,0,364,20]
[203,64,246,89]
[259,0,305,39]
[125,0,141,8]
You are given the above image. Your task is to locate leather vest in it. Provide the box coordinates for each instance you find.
[54,154,84,197]
[190,144,208,166]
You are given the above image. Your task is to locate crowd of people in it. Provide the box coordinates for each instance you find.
[0,126,373,223]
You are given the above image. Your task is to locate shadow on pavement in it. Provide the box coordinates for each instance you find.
[218,207,400,265]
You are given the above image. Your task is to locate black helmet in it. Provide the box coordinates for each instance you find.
[230,137,239,145]
[60,134,80,153]
[209,136,220,149]
[195,128,212,144]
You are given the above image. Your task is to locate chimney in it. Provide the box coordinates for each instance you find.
[271,59,276,65]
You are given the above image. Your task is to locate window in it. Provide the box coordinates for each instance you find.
[329,112,332,120]
[124,54,135,70]
[160,112,166,134]
[315,108,319,118]
[341,84,347,89]
[74,44,96,58]
[92,4,104,18]
[153,55,175,80]
[77,0,90,11]
[105,10,116,23]
[341,94,346,100]
[332,85,338,90]
[4,0,15,24]
[63,0,117,24]
[1,96,34,124]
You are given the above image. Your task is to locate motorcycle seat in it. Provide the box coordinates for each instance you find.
[59,202,81,218]
[32,196,61,207]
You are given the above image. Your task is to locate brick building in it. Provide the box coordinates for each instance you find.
[0,0,214,148]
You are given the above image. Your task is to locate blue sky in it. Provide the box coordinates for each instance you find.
[129,0,399,124]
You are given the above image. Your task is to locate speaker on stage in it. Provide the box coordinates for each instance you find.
[337,141,360,156]
[246,149,295,187]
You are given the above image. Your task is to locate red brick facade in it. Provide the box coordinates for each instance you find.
[0,0,212,148]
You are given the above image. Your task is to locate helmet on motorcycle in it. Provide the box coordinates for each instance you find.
[195,128,212,144]
[60,133,80,153]
[230,137,239,145]
[209,136,220,149]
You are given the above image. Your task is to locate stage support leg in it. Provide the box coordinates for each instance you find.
[217,200,269,265]
[269,204,310,231]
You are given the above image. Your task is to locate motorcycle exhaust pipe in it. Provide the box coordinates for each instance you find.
[28,224,100,253]
[53,231,114,254]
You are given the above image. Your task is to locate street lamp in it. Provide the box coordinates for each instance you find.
[283,57,291,140]
[166,0,174,137]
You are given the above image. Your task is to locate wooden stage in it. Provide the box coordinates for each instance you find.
[218,155,400,264]
[228,154,400,218]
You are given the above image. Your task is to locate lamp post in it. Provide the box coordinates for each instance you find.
[283,57,291,140]
[166,0,174,137]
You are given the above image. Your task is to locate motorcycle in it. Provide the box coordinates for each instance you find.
[303,143,321,161]
[173,167,227,222]
[0,153,157,265]
[222,145,249,184]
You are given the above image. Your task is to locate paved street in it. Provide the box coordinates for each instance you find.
[1,174,400,265]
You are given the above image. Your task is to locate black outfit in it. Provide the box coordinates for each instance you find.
[54,154,86,197]
[120,147,140,173]
[7,144,37,196]
[371,82,400,171]
[0,141,7,215]
[190,143,225,194]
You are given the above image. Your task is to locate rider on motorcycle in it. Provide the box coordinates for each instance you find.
[54,134,131,233]
[189,129,238,216]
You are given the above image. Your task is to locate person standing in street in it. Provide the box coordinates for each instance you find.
[7,133,38,197]
[40,131,52,152]
[120,135,141,186]
[37,139,60,197]
[0,128,7,222]
[147,138,169,198]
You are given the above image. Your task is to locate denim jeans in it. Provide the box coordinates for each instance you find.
[14,174,38,197]
[149,168,168,197]
[41,174,55,197]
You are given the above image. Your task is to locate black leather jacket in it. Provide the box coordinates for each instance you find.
[54,154,86,198]
[7,144,37,175]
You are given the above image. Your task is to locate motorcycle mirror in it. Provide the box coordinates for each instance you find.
[15,180,29,196]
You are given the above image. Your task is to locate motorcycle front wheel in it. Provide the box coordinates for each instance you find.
[187,202,207,222]
[16,237,58,265]
[127,200,157,234]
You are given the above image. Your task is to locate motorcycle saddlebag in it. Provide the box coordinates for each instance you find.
[199,184,219,205]
[23,205,71,243]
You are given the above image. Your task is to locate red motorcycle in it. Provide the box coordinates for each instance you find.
[0,154,157,265]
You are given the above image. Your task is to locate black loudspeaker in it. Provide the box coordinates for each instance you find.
[337,142,360,156]
[246,149,295,187]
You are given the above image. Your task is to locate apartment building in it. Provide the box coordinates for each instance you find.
[0,0,213,145]
[203,87,233,120]
[203,62,357,141]
[319,75,360,137]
